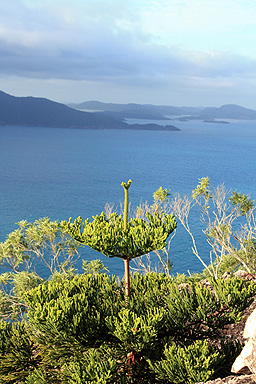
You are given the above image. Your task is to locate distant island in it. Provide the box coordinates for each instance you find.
[0,91,179,131]
[2,90,256,131]
[69,100,256,122]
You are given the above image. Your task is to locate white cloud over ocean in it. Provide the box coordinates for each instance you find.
[1,0,256,107]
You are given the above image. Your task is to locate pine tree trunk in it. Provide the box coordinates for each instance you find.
[123,258,130,297]
[122,180,132,299]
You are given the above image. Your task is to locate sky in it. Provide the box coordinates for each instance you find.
[1,0,256,107]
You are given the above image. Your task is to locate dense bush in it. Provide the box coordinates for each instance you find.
[0,321,39,384]
[0,273,253,383]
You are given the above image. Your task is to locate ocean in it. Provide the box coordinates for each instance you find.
[0,118,256,278]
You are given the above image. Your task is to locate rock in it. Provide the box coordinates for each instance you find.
[197,278,256,384]
[232,308,256,374]
[244,308,256,339]
[196,374,256,383]
[233,270,256,283]
[232,337,256,373]
[233,270,249,279]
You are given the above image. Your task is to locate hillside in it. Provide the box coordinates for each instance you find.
[68,100,185,116]
[0,91,126,129]
[3,91,255,130]
[69,100,256,121]
[69,100,191,120]
[199,104,256,120]
[0,91,179,131]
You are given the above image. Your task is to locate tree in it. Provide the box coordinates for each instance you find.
[0,217,80,274]
[0,217,81,320]
[131,186,175,276]
[61,180,177,296]
[170,177,256,278]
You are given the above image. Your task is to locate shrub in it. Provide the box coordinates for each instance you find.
[150,340,221,383]
[16,273,256,383]
[0,321,39,384]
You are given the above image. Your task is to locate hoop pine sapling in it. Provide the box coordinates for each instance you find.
[61,180,177,296]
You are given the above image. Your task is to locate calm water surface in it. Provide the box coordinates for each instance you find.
[0,119,255,277]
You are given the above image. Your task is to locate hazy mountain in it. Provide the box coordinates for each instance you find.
[68,100,187,119]
[0,91,127,129]
[69,100,256,121]
[0,91,179,131]
[199,104,256,120]
[3,91,254,131]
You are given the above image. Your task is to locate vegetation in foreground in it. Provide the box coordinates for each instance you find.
[0,178,255,383]
[1,273,255,383]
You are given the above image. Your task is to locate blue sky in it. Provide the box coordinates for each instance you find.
[1,0,256,107]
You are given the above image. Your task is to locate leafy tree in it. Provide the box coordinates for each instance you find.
[0,271,44,320]
[0,218,81,320]
[0,217,80,274]
[62,180,177,296]
[170,177,256,277]
[229,189,254,215]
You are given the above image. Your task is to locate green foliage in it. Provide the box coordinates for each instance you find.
[106,307,164,352]
[25,369,48,384]
[62,211,176,260]
[61,347,119,384]
[205,249,256,278]
[229,190,254,215]
[0,179,255,382]
[0,218,82,320]
[17,273,256,382]
[153,187,170,205]
[0,321,39,384]
[121,179,132,230]
[192,176,212,201]
[23,274,124,346]
[48,266,77,283]
[150,340,221,384]
[82,258,109,275]
[0,271,44,320]
[126,273,256,342]
[62,180,177,297]
[170,272,204,285]
[9,271,44,297]
[0,217,80,274]
[132,186,176,276]
[171,177,256,277]
[211,276,256,322]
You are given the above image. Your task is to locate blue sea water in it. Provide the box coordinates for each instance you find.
[0,119,255,278]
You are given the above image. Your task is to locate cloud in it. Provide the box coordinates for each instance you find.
[1,0,256,107]
[0,1,255,78]
[1,30,255,86]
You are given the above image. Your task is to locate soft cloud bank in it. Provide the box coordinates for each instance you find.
[1,0,256,107]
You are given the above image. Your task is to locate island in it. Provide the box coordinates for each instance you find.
[0,91,180,131]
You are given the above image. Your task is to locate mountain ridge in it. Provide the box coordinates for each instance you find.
[69,100,256,121]
[2,90,256,130]
[198,104,256,120]
[0,91,179,131]
[0,91,126,129]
